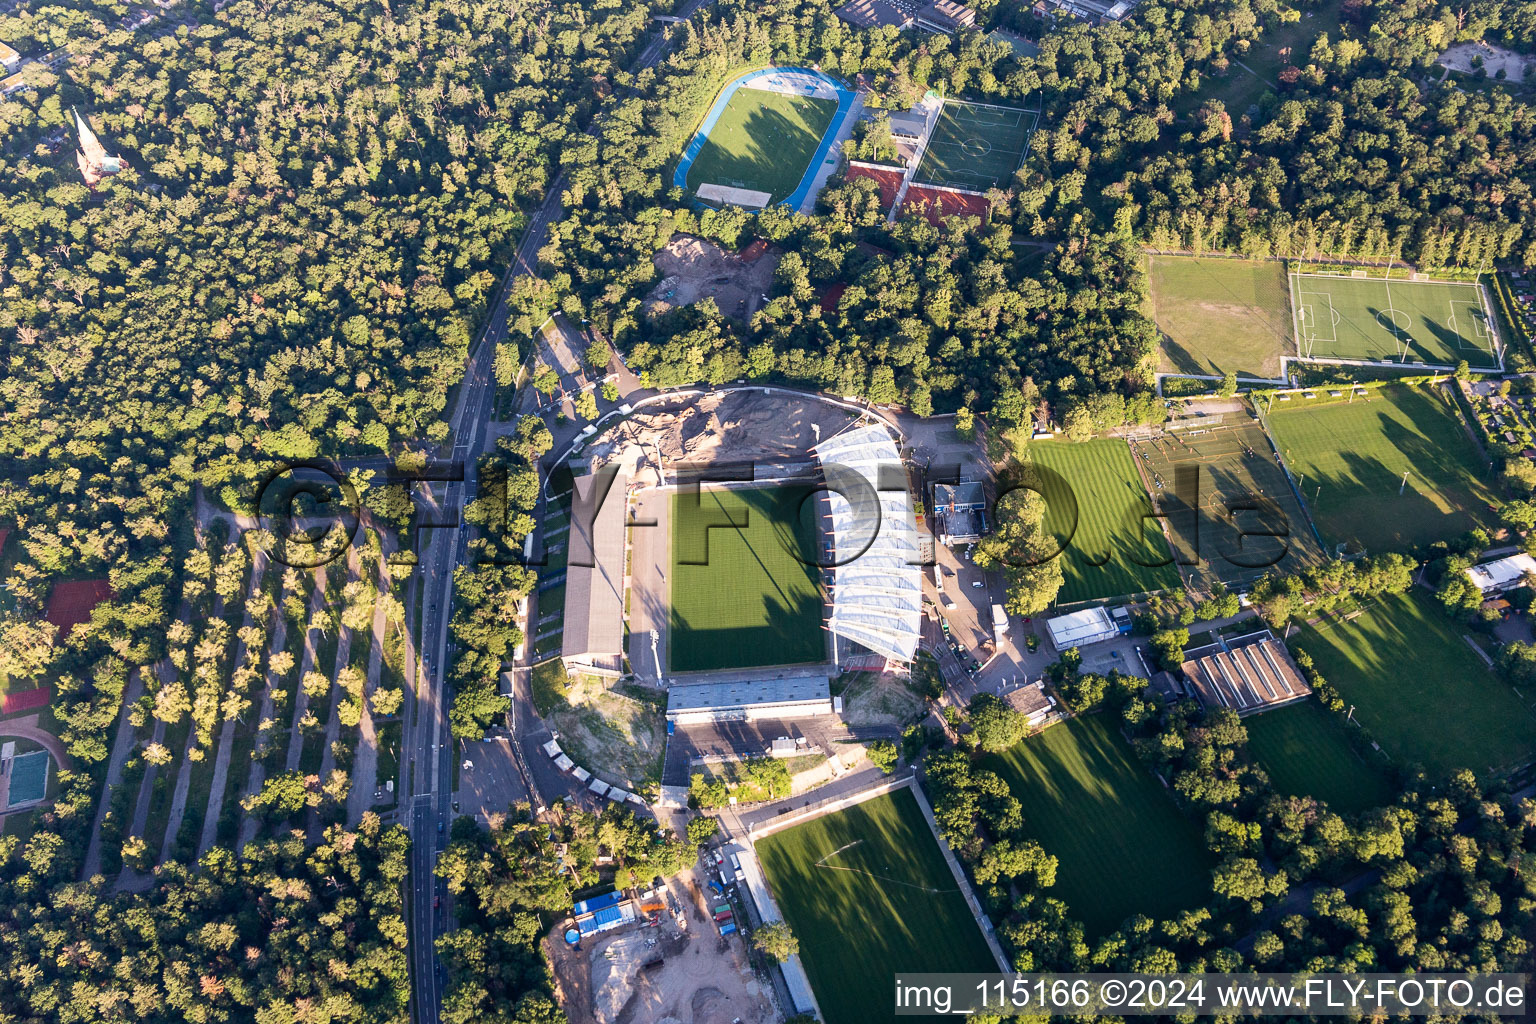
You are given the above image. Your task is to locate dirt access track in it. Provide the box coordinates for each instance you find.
[644,234,779,321]
[546,869,775,1024]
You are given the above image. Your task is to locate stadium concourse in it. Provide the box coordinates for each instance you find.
[812,424,923,666]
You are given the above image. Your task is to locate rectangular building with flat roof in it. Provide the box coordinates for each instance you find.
[1045,606,1120,651]
[1465,552,1536,596]
[834,0,915,30]
[917,0,977,32]
[667,675,834,724]
[1180,632,1311,716]
[562,468,628,677]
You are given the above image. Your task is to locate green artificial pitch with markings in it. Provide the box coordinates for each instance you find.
[755,788,997,1024]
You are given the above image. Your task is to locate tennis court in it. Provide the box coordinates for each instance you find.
[1291,273,1499,369]
[914,99,1039,192]
[7,750,50,805]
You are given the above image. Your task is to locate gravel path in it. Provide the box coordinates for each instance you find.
[80,668,146,880]
[196,550,272,858]
[282,567,332,774]
[309,546,362,842]
[347,539,393,826]
[236,568,300,852]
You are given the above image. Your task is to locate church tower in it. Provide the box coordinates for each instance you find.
[73,107,123,187]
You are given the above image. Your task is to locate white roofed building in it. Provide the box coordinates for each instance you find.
[1045,607,1120,651]
[1465,553,1536,596]
[813,425,923,666]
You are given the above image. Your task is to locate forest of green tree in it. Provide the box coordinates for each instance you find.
[1,0,1536,1016]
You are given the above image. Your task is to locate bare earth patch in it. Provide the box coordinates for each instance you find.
[1438,40,1532,83]
[548,676,665,788]
[644,234,779,321]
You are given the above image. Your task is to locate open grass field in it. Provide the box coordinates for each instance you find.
[1025,439,1181,603]
[914,99,1039,192]
[1134,414,1325,590]
[1291,273,1499,369]
[755,788,997,1024]
[1294,591,1536,778]
[1149,256,1294,379]
[670,486,824,672]
[1243,699,1394,814]
[1263,384,1497,552]
[984,715,1214,936]
[684,88,837,203]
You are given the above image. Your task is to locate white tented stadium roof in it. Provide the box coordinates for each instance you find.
[814,425,922,663]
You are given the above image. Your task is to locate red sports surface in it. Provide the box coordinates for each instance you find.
[44,579,114,637]
[1,686,51,715]
[845,162,904,210]
[901,184,990,226]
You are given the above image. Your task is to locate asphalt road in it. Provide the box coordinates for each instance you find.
[404,7,711,1020]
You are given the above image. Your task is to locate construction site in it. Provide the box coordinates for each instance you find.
[545,872,775,1024]
[643,235,780,321]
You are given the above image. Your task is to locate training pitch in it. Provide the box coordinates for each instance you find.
[669,486,824,672]
[684,88,837,203]
[1294,591,1536,778]
[1242,699,1394,814]
[755,788,997,1024]
[1025,439,1181,603]
[985,715,1214,936]
[1133,414,1325,591]
[1149,256,1294,379]
[1291,273,1499,369]
[1263,384,1497,552]
[914,99,1039,193]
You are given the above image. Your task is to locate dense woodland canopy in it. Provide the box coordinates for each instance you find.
[0,818,411,1023]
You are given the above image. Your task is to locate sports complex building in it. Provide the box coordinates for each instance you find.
[558,407,924,729]
[674,62,1040,225]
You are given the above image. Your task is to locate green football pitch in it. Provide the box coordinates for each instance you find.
[669,486,824,672]
[1243,699,1394,814]
[1291,273,1499,369]
[1025,439,1181,603]
[1294,591,1536,778]
[984,715,1214,936]
[684,88,837,202]
[1263,384,1498,552]
[1150,256,1294,379]
[914,99,1038,193]
[755,789,997,1024]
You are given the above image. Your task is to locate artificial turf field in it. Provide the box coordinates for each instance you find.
[1133,417,1325,590]
[984,715,1214,936]
[1025,439,1181,602]
[1149,256,1294,379]
[755,788,997,1024]
[1262,384,1498,552]
[914,99,1039,192]
[1243,699,1394,814]
[1294,591,1536,777]
[1291,273,1499,369]
[684,87,836,203]
[669,486,823,672]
